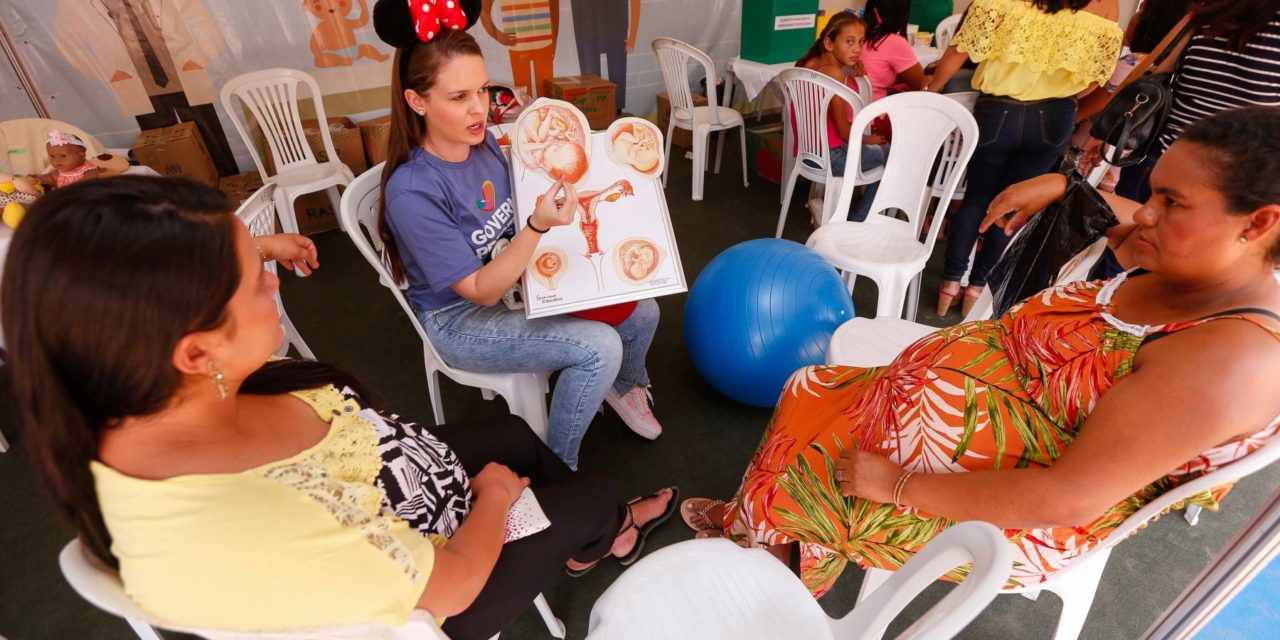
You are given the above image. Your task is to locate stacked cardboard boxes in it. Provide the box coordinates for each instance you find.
[542,75,617,130]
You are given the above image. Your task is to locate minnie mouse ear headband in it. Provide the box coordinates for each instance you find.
[374,0,482,49]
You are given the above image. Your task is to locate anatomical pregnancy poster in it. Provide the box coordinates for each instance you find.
[509,98,686,319]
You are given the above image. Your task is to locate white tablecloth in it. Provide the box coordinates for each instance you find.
[728,46,944,106]
[0,226,11,349]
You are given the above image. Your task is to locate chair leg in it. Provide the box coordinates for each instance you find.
[663,122,676,189]
[274,189,300,235]
[691,128,708,201]
[904,272,922,323]
[427,367,446,426]
[1042,550,1109,640]
[126,618,165,640]
[739,125,750,188]
[505,375,550,443]
[855,567,894,605]
[279,310,316,360]
[324,186,345,232]
[714,129,726,174]
[534,593,567,639]
[776,172,801,238]
[1184,505,1203,526]
[875,276,908,319]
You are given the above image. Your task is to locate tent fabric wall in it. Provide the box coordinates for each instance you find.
[1,0,742,174]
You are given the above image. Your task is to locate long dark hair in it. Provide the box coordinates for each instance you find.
[797,11,868,68]
[864,0,911,48]
[379,30,485,284]
[1029,0,1092,13]
[1,176,371,567]
[1178,106,1280,265]
[1188,0,1280,51]
[1129,0,1188,53]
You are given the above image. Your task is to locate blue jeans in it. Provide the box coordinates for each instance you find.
[828,143,888,222]
[419,298,659,470]
[942,95,1078,285]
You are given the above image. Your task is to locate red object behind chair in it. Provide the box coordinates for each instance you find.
[570,302,637,326]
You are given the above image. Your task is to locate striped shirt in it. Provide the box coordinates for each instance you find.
[1159,17,1280,149]
[499,0,554,52]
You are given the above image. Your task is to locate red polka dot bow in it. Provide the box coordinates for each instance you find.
[409,0,467,42]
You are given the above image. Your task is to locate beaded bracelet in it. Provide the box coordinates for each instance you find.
[891,470,915,508]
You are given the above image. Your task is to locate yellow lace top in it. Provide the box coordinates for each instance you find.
[91,385,443,631]
[951,0,1123,100]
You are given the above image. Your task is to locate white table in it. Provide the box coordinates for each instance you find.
[0,226,11,349]
[725,45,944,111]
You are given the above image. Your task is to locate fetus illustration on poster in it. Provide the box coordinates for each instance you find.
[510,98,685,318]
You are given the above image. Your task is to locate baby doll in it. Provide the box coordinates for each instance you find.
[39,130,99,189]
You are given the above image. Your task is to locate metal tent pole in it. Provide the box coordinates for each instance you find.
[0,11,49,118]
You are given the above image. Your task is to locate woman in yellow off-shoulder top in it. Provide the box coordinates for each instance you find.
[927,0,1122,316]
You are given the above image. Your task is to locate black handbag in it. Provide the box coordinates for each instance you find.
[1089,16,1195,168]
[987,172,1119,317]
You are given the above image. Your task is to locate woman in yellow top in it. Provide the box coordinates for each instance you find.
[1,177,676,639]
[927,0,1122,316]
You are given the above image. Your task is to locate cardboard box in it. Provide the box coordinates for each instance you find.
[256,116,368,177]
[357,114,392,168]
[656,91,709,150]
[132,122,219,186]
[746,122,785,184]
[218,171,265,208]
[542,75,617,130]
[218,170,338,235]
[741,0,820,64]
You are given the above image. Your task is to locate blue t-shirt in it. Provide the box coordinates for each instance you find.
[383,133,516,312]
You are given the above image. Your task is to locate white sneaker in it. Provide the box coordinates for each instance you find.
[605,386,663,440]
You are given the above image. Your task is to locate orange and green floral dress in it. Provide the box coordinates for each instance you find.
[728,272,1280,596]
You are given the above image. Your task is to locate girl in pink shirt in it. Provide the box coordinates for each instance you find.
[796,12,889,221]
[861,0,926,102]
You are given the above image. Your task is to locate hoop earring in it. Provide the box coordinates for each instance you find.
[208,361,228,401]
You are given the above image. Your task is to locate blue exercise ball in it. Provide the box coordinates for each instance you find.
[684,239,854,407]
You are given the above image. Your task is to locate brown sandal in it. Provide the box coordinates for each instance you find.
[681,498,726,534]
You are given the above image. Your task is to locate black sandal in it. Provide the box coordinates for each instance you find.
[616,486,679,566]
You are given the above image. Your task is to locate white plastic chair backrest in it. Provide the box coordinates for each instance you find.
[834,521,1011,639]
[1045,433,1280,588]
[58,539,449,639]
[929,91,980,197]
[935,14,963,52]
[778,68,867,182]
[234,184,282,277]
[854,75,873,105]
[339,164,458,374]
[220,68,337,182]
[829,92,978,244]
[652,38,723,124]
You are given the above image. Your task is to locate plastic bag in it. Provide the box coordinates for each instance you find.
[987,174,1117,316]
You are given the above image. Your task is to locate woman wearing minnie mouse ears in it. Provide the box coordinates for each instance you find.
[372,0,668,469]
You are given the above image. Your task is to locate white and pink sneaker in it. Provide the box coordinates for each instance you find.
[605,386,663,440]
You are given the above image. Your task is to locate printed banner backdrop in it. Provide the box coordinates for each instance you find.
[1,0,743,174]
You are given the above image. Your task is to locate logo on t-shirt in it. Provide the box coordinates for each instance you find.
[477,180,497,211]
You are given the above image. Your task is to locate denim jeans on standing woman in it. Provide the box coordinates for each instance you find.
[419,298,659,470]
[942,95,1079,286]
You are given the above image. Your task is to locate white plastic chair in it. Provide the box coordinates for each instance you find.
[775,68,885,238]
[806,92,979,321]
[934,14,962,53]
[58,538,450,640]
[781,75,872,202]
[234,183,316,360]
[337,164,554,443]
[586,521,1011,640]
[857,434,1280,640]
[826,235,1108,367]
[220,69,355,235]
[652,38,749,201]
[0,425,8,453]
[929,92,979,203]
